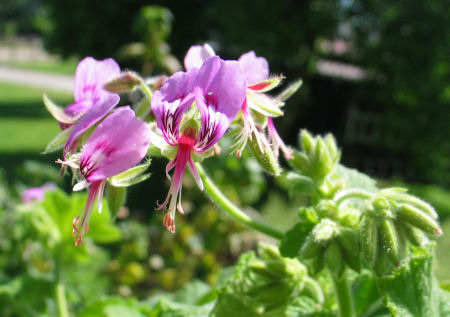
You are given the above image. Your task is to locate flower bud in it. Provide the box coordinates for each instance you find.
[379,218,402,266]
[361,216,378,267]
[103,71,143,93]
[338,229,361,272]
[248,130,281,176]
[300,233,324,260]
[396,203,442,236]
[326,240,345,277]
[401,222,429,247]
[299,130,316,157]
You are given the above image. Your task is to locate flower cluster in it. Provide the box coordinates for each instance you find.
[44,44,300,244]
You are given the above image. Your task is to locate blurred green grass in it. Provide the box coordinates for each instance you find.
[0,59,78,75]
[0,81,71,153]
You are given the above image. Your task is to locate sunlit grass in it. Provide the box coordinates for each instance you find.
[0,81,71,153]
[0,58,78,75]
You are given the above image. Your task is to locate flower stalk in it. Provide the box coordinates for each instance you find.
[196,163,284,240]
[330,271,355,317]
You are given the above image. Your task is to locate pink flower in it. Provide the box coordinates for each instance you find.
[59,107,150,246]
[183,45,292,159]
[65,57,121,122]
[21,183,56,204]
[152,56,246,233]
[62,57,121,157]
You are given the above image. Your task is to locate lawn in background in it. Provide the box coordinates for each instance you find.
[0,59,78,75]
[0,81,71,180]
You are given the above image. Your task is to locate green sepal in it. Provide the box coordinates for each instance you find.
[338,229,361,272]
[276,79,303,101]
[300,233,324,260]
[326,240,344,277]
[42,126,73,154]
[106,185,127,220]
[246,90,284,117]
[309,253,325,275]
[247,75,284,93]
[108,160,151,187]
[43,94,79,124]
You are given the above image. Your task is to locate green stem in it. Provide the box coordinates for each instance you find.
[334,188,373,205]
[55,257,69,317]
[330,272,355,317]
[140,82,153,101]
[196,163,284,240]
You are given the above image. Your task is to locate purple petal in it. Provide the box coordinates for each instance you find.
[64,94,120,156]
[151,70,197,145]
[238,51,269,85]
[64,99,94,117]
[73,57,120,103]
[80,106,150,182]
[193,58,246,151]
[184,44,215,70]
[205,59,247,119]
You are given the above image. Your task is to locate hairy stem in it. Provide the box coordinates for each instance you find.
[196,163,284,240]
[55,256,69,317]
[334,188,373,205]
[140,82,153,101]
[330,271,355,317]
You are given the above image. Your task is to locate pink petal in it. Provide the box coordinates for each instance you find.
[184,44,216,70]
[64,93,120,156]
[74,57,120,103]
[80,106,150,182]
[238,51,269,85]
[151,70,198,145]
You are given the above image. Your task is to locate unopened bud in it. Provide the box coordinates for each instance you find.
[396,204,442,236]
[104,71,143,93]
[299,130,315,157]
[248,129,281,176]
[326,240,344,277]
[361,216,378,267]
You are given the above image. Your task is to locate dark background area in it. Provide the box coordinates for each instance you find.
[1,0,449,186]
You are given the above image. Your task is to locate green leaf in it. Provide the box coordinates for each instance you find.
[152,299,213,317]
[378,245,447,317]
[335,164,378,192]
[279,221,315,258]
[79,297,151,317]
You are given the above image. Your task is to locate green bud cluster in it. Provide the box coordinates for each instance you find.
[360,188,442,275]
[299,217,361,277]
[213,243,323,316]
[288,130,343,201]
